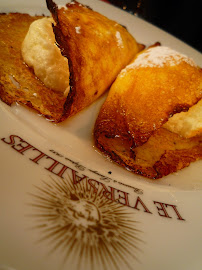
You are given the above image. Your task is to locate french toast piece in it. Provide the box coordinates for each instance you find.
[0,1,143,122]
[94,46,202,179]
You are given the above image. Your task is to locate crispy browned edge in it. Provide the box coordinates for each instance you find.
[46,0,75,121]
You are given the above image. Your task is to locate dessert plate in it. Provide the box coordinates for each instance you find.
[0,1,202,270]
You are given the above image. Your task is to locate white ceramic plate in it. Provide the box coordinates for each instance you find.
[0,1,202,270]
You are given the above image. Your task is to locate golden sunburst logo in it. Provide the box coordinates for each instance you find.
[28,175,143,270]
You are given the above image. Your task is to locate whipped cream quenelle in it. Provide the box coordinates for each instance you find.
[164,99,202,138]
[21,17,70,96]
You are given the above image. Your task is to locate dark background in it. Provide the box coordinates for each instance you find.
[107,0,202,52]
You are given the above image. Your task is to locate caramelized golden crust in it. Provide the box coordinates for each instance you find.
[94,47,202,179]
[0,13,66,121]
[46,0,142,120]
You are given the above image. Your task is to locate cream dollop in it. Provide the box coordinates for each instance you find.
[164,99,202,138]
[21,17,70,96]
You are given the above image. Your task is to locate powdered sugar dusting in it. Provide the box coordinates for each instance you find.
[75,26,81,34]
[58,5,68,11]
[121,46,196,76]
[115,31,124,48]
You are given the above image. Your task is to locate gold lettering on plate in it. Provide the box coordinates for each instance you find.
[28,175,143,270]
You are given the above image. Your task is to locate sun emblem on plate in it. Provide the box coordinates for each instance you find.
[28,175,143,270]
